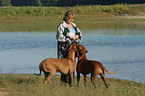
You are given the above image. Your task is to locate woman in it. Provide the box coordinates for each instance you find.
[56,10,82,84]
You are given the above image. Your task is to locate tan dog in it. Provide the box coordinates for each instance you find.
[34,42,78,86]
[76,45,118,88]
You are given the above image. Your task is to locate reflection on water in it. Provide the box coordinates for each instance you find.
[79,22,145,32]
[0,29,145,83]
[85,29,145,35]
[1,22,145,32]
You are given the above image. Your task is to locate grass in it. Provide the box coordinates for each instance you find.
[0,74,145,96]
[0,4,144,17]
[0,13,145,32]
[0,4,144,32]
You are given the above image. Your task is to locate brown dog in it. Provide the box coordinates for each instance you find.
[34,42,78,86]
[76,45,118,88]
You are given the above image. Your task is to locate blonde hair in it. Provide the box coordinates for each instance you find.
[63,11,75,21]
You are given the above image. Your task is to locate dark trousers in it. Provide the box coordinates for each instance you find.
[57,41,72,84]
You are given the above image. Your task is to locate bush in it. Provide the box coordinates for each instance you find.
[0,4,144,17]
[0,0,11,6]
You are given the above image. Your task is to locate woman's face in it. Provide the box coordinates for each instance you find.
[66,18,73,24]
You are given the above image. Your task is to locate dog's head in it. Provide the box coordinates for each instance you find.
[68,41,78,52]
[63,42,78,58]
[77,45,88,57]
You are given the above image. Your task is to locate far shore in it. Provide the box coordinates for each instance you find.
[0,13,145,32]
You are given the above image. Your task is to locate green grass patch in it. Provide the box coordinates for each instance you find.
[0,4,144,17]
[0,4,144,32]
[0,74,145,96]
[0,13,145,32]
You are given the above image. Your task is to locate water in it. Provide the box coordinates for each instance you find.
[0,30,145,83]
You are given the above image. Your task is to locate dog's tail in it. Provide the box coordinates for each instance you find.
[101,65,118,74]
[34,61,44,76]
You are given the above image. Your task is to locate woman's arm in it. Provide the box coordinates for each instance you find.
[56,23,66,42]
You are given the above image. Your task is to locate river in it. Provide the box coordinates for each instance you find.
[0,29,145,83]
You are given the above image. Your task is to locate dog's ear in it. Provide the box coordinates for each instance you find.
[86,50,88,53]
[79,52,83,57]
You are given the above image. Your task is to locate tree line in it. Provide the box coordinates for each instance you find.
[0,0,144,6]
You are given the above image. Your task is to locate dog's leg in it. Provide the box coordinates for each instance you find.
[100,73,108,88]
[84,74,87,86]
[44,71,56,84]
[77,73,80,86]
[70,72,74,86]
[44,72,50,84]
[91,73,99,88]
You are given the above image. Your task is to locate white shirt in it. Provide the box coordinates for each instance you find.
[67,26,76,38]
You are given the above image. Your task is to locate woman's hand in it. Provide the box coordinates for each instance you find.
[72,35,79,40]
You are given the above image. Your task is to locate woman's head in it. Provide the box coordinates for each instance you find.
[63,11,75,23]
